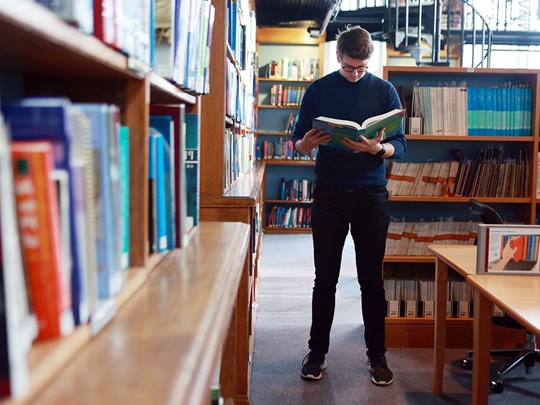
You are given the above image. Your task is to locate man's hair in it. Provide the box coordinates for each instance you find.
[335,25,374,60]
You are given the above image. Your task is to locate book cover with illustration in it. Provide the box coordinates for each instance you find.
[313,108,405,153]
[476,224,540,274]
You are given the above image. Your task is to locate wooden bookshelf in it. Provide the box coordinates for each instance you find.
[0,2,252,404]
[380,65,540,348]
[199,0,261,402]
[7,222,250,405]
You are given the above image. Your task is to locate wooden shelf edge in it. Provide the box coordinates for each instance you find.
[389,196,532,203]
[9,325,92,405]
[265,199,312,204]
[0,2,131,77]
[150,72,197,104]
[264,227,312,234]
[262,159,315,166]
[384,255,435,263]
[406,134,535,142]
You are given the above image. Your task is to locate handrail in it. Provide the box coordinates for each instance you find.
[386,0,493,67]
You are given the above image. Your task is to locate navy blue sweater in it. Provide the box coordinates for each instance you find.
[293,71,407,188]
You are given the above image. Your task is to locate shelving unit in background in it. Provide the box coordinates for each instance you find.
[256,27,324,233]
[378,65,540,348]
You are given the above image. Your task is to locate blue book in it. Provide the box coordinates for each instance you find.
[150,104,188,248]
[154,132,168,252]
[148,130,167,252]
[118,126,130,269]
[3,98,85,324]
[76,103,122,300]
[150,115,176,250]
[185,113,200,229]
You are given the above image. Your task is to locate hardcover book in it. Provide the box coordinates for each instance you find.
[312,108,405,153]
[476,224,540,275]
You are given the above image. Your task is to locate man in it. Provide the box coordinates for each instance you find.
[293,25,406,386]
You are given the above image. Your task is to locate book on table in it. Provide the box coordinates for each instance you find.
[312,108,405,152]
[476,224,540,275]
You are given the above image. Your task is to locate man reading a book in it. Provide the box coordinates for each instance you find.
[294,25,407,386]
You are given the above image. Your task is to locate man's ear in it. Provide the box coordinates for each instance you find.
[336,51,341,63]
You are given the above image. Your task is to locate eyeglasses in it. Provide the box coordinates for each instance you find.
[341,64,368,73]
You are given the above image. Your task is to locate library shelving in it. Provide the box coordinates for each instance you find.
[199,0,261,403]
[0,1,250,404]
[256,27,325,233]
[378,65,540,348]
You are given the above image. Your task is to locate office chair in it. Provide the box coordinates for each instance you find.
[461,199,540,393]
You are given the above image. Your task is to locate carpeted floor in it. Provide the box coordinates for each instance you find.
[249,233,540,404]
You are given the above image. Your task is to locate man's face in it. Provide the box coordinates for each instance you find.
[337,53,369,83]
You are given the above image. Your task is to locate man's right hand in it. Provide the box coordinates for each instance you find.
[295,129,331,154]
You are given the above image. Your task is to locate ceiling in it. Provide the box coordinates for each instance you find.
[254,0,387,40]
[255,0,342,32]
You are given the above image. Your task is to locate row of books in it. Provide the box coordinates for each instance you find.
[386,147,529,198]
[38,0,151,69]
[0,99,128,399]
[468,85,532,136]
[385,220,478,257]
[38,0,217,95]
[154,0,215,94]
[266,205,312,228]
[149,106,199,251]
[384,278,506,318]
[224,128,255,192]
[265,85,306,107]
[409,83,532,136]
[256,139,317,161]
[258,57,320,81]
[226,58,256,128]
[227,0,256,72]
[0,99,200,399]
[278,178,314,202]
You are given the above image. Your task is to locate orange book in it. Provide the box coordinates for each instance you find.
[11,141,73,339]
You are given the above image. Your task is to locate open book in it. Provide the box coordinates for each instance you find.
[313,108,405,152]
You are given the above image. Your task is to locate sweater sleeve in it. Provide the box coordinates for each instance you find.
[292,83,317,154]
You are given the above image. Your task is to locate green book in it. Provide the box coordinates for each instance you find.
[312,108,405,153]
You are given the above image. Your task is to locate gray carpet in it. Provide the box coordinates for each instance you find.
[250,234,540,404]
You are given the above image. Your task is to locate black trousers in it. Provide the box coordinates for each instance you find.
[308,184,390,357]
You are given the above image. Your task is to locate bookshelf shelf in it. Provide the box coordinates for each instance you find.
[258,105,300,109]
[406,135,535,142]
[264,227,312,234]
[149,72,197,105]
[0,1,134,78]
[263,159,316,166]
[19,223,250,405]
[389,196,532,203]
[265,199,312,204]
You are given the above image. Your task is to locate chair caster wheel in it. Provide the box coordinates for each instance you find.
[490,380,504,393]
[461,358,472,370]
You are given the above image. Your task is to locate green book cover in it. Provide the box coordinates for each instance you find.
[312,108,405,153]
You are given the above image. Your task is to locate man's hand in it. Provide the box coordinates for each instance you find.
[295,128,331,155]
[342,127,385,154]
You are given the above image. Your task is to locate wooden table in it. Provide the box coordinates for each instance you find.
[428,244,540,405]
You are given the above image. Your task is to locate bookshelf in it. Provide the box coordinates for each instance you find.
[378,65,540,347]
[0,2,250,404]
[256,27,324,233]
[199,0,261,402]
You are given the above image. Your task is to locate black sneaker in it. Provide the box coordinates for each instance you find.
[367,353,394,386]
[301,351,327,381]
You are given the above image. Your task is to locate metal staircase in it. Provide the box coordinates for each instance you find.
[327,0,540,68]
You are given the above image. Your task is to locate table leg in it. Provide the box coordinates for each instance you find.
[432,258,448,395]
[472,289,492,405]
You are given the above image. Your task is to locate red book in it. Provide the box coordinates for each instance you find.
[11,141,73,339]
